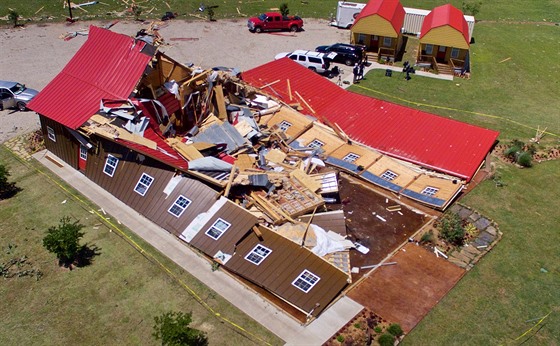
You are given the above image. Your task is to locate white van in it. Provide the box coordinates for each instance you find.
[274,50,336,74]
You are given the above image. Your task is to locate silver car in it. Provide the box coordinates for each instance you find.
[0,80,39,111]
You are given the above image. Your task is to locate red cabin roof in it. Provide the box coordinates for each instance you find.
[353,0,405,35]
[420,4,470,46]
[243,58,498,181]
[28,26,153,129]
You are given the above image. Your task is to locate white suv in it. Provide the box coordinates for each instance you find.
[274,50,336,74]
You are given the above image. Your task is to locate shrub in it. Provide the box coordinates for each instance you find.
[280,3,290,16]
[42,217,85,267]
[387,323,403,337]
[517,151,533,167]
[8,10,19,27]
[504,145,521,159]
[438,212,465,246]
[0,164,19,199]
[374,326,383,333]
[153,311,208,346]
[420,231,434,244]
[462,1,482,16]
[336,334,345,343]
[378,333,395,346]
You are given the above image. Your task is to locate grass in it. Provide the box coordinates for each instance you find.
[0,146,282,346]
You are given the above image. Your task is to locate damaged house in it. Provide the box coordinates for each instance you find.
[28,26,498,320]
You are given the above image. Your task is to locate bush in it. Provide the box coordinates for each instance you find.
[438,212,465,246]
[153,311,208,346]
[280,3,290,16]
[504,145,521,159]
[420,231,434,244]
[374,326,383,333]
[42,217,85,267]
[387,323,403,337]
[8,10,19,27]
[378,333,395,346]
[0,164,19,199]
[336,334,345,343]
[517,151,533,167]
[462,1,482,16]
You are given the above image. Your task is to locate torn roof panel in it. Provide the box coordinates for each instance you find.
[243,58,499,182]
[191,122,246,154]
[28,26,153,130]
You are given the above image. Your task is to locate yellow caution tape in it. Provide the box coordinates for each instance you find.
[6,149,272,346]
[513,311,552,342]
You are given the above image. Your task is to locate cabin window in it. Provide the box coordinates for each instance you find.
[47,126,56,142]
[308,139,324,149]
[451,48,460,59]
[357,33,366,44]
[205,218,230,240]
[79,145,87,160]
[103,154,119,177]
[383,37,392,47]
[381,170,398,181]
[278,120,292,132]
[168,195,192,217]
[134,173,154,196]
[421,187,439,196]
[292,270,320,293]
[245,244,272,265]
[425,44,433,55]
[343,153,360,163]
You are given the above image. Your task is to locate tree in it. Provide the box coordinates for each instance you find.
[462,1,482,17]
[0,163,19,199]
[8,10,19,28]
[438,212,465,246]
[43,217,85,267]
[280,3,290,17]
[153,311,208,346]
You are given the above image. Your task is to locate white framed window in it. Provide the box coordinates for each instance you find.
[425,44,433,55]
[383,37,392,47]
[278,120,292,132]
[103,154,119,177]
[134,173,154,196]
[357,33,366,44]
[245,244,272,265]
[168,195,192,217]
[343,153,360,163]
[308,139,324,149]
[421,187,439,196]
[451,48,460,59]
[205,218,231,240]
[292,270,320,293]
[47,126,56,142]
[79,145,87,160]
[381,170,398,181]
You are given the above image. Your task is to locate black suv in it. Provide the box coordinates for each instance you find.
[315,43,365,66]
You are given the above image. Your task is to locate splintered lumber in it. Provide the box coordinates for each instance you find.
[287,79,293,101]
[301,206,317,247]
[290,169,321,192]
[250,192,284,223]
[260,79,280,89]
[386,205,401,212]
[87,122,157,149]
[265,148,287,164]
[224,164,237,198]
[235,153,255,170]
[294,91,316,114]
[213,85,228,120]
[90,114,113,125]
[360,261,397,270]
[252,225,263,239]
[166,138,204,160]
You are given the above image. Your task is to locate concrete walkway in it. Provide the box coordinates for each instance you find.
[32,149,363,345]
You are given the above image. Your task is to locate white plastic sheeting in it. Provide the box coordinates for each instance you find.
[311,224,354,257]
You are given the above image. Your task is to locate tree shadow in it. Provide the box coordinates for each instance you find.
[75,243,101,268]
[0,185,22,200]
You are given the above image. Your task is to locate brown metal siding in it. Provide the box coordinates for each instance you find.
[189,200,258,256]
[85,136,219,234]
[297,211,347,236]
[225,227,348,316]
[40,115,79,169]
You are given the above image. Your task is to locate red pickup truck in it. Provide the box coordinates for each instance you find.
[247,12,304,33]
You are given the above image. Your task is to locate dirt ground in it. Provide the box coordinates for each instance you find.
[0,18,352,143]
[347,243,466,333]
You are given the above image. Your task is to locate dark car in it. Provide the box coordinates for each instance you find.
[315,43,365,66]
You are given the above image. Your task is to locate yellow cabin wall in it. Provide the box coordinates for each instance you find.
[295,125,346,154]
[406,175,463,202]
[267,107,313,139]
[329,144,382,168]
[351,15,398,37]
[365,156,419,187]
[420,26,469,49]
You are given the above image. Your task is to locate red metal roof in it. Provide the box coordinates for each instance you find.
[353,0,405,35]
[242,58,499,181]
[420,4,470,46]
[28,26,153,129]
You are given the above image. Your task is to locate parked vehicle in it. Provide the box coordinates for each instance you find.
[315,43,365,66]
[274,50,336,74]
[330,1,366,29]
[0,81,39,111]
[247,12,304,33]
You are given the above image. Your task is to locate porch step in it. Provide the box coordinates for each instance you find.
[436,63,454,76]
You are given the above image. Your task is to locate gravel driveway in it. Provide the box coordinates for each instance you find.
[0,18,351,143]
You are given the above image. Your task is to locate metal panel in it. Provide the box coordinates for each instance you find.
[40,115,79,170]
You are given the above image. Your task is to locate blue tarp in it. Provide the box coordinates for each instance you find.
[325,156,362,174]
[360,171,402,193]
[401,189,446,207]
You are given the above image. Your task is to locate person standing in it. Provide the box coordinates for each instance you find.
[358,61,365,80]
[353,63,359,83]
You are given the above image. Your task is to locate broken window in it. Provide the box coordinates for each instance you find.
[381,170,398,181]
[103,154,119,177]
[421,186,439,196]
[245,244,272,265]
[342,152,360,163]
[205,218,230,240]
[168,195,192,217]
[278,120,292,132]
[308,139,325,149]
[292,270,320,293]
[134,173,154,196]
[47,126,56,142]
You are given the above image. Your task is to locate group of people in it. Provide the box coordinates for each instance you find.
[352,61,366,83]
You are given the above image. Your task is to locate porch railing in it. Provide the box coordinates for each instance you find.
[416,55,438,73]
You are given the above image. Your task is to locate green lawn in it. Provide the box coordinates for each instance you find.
[0,147,282,346]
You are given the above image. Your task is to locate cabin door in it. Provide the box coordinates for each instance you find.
[436,46,447,63]
[370,35,379,53]
[78,145,87,172]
